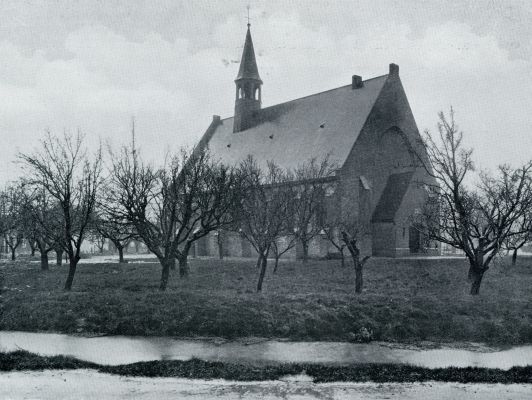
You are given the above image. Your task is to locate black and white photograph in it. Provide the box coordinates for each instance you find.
[0,0,532,398]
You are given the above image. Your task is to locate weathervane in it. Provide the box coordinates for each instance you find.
[247,4,251,27]
[131,116,136,157]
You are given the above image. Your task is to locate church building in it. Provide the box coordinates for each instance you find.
[193,24,436,258]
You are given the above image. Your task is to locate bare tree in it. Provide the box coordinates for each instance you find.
[92,211,135,263]
[320,209,370,292]
[271,234,298,273]
[110,143,243,290]
[4,231,23,261]
[321,220,347,268]
[27,239,37,257]
[340,223,371,294]
[19,132,103,290]
[408,109,532,295]
[291,157,335,263]
[21,185,64,270]
[504,213,532,265]
[87,229,106,254]
[54,243,64,266]
[0,185,26,261]
[133,240,142,254]
[239,158,295,291]
[267,157,335,272]
[21,185,67,268]
[216,230,225,260]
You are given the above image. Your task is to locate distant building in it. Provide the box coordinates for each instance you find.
[194,24,437,258]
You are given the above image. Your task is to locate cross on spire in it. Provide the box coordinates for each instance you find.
[246,5,250,27]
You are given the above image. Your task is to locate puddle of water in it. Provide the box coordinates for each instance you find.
[0,331,531,369]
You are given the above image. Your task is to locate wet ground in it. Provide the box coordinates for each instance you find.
[1,331,532,369]
[1,370,531,399]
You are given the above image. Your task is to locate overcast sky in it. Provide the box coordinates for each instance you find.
[1,0,531,182]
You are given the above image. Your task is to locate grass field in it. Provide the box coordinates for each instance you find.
[1,255,532,344]
[2,350,532,383]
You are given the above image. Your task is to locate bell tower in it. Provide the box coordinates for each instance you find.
[233,23,262,133]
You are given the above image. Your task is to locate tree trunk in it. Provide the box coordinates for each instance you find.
[40,252,49,271]
[56,250,63,266]
[257,254,268,292]
[469,269,484,295]
[273,255,280,274]
[30,242,36,257]
[342,232,368,294]
[302,241,309,264]
[117,246,125,263]
[64,259,78,291]
[354,261,363,293]
[179,256,189,278]
[340,250,345,268]
[179,243,191,278]
[512,248,518,266]
[10,247,15,261]
[159,259,173,291]
[217,235,224,260]
[468,247,486,295]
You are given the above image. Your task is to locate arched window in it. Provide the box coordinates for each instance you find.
[376,126,413,169]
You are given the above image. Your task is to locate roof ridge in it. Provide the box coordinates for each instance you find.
[219,73,389,122]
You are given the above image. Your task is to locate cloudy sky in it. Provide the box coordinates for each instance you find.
[1,0,531,182]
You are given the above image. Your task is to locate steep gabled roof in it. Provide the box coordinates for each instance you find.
[202,74,389,171]
[371,171,414,223]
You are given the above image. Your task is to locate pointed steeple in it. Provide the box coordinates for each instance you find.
[235,25,262,83]
[233,23,262,133]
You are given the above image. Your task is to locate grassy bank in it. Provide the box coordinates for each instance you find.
[1,256,532,344]
[1,350,532,383]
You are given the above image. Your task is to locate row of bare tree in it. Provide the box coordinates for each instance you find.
[1,109,531,295]
[1,132,367,292]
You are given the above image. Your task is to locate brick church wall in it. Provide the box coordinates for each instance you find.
[371,222,396,257]
[336,68,433,257]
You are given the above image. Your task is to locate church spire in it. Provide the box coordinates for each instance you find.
[233,22,262,133]
[235,25,262,83]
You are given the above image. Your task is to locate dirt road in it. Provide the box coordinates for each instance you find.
[1,370,531,399]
